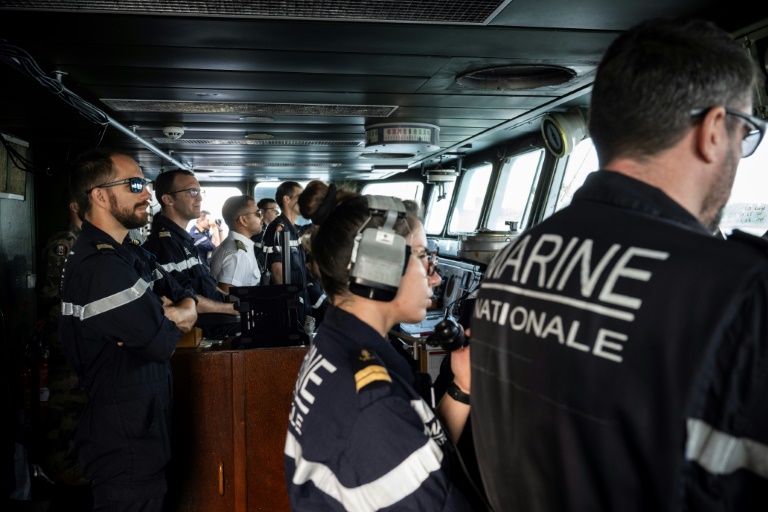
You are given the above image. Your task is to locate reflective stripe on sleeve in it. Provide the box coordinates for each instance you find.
[61,278,150,321]
[193,237,209,246]
[312,293,327,309]
[686,418,768,479]
[159,256,200,273]
[284,431,443,512]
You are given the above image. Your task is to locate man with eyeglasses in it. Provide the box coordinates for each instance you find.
[143,169,241,338]
[209,194,264,293]
[471,18,768,512]
[59,149,197,512]
[251,197,280,284]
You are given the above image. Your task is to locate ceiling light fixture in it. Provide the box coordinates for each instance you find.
[239,116,274,122]
[244,132,275,140]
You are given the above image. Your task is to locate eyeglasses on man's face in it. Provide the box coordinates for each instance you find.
[87,177,151,194]
[263,207,281,214]
[241,210,263,219]
[169,187,204,198]
[412,248,439,276]
[690,107,767,158]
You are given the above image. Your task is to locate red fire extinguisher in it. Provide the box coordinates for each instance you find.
[37,347,49,425]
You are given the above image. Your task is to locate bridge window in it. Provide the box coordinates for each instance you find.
[360,181,424,203]
[424,180,456,235]
[448,163,493,233]
[487,150,543,232]
[555,138,598,211]
[720,139,768,236]
[184,185,242,237]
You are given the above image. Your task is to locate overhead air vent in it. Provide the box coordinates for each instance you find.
[456,65,576,91]
[359,152,415,159]
[153,138,364,147]
[8,0,509,24]
[364,123,439,159]
[103,99,397,117]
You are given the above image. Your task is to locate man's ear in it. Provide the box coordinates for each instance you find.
[696,106,727,164]
[90,187,108,210]
[161,193,173,207]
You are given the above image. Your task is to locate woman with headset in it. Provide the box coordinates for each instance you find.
[284,181,474,511]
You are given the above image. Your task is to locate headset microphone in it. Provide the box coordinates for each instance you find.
[425,318,466,351]
[390,318,467,352]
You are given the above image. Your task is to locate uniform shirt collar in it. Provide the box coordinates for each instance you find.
[323,305,415,383]
[572,170,711,235]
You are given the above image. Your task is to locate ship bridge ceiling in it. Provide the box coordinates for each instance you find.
[0,0,760,182]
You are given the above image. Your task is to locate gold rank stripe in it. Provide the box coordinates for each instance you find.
[354,365,391,392]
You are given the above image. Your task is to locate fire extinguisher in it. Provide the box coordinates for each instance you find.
[37,346,50,425]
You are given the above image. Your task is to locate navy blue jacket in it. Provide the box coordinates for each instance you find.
[472,171,768,512]
[284,306,472,511]
[59,221,194,501]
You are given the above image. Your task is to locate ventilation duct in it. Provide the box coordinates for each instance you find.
[102,99,397,117]
[2,0,509,24]
[456,65,576,91]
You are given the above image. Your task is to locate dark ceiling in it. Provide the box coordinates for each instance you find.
[0,0,764,183]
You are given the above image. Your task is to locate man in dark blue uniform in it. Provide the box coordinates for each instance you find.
[188,209,220,267]
[60,149,197,512]
[471,18,768,512]
[263,181,311,321]
[251,197,280,284]
[143,169,240,338]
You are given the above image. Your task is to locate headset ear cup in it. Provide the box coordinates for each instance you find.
[348,227,407,302]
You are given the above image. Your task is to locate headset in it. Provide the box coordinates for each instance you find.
[348,195,409,302]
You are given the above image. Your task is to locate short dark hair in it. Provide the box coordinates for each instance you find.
[275,181,301,206]
[257,197,277,210]
[154,169,195,206]
[222,194,255,229]
[589,17,758,166]
[68,148,126,220]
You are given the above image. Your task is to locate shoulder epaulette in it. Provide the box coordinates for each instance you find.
[128,238,142,245]
[352,349,391,393]
[235,240,247,252]
[96,243,115,251]
[159,229,172,238]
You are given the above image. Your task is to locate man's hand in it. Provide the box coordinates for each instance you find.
[162,296,198,333]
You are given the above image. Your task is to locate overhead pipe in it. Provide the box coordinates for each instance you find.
[1,44,192,171]
[103,113,192,171]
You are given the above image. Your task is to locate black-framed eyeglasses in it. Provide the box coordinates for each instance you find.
[241,210,263,218]
[169,187,204,198]
[690,107,767,158]
[412,248,439,276]
[87,177,150,194]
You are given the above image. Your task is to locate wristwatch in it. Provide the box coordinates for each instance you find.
[446,382,470,405]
